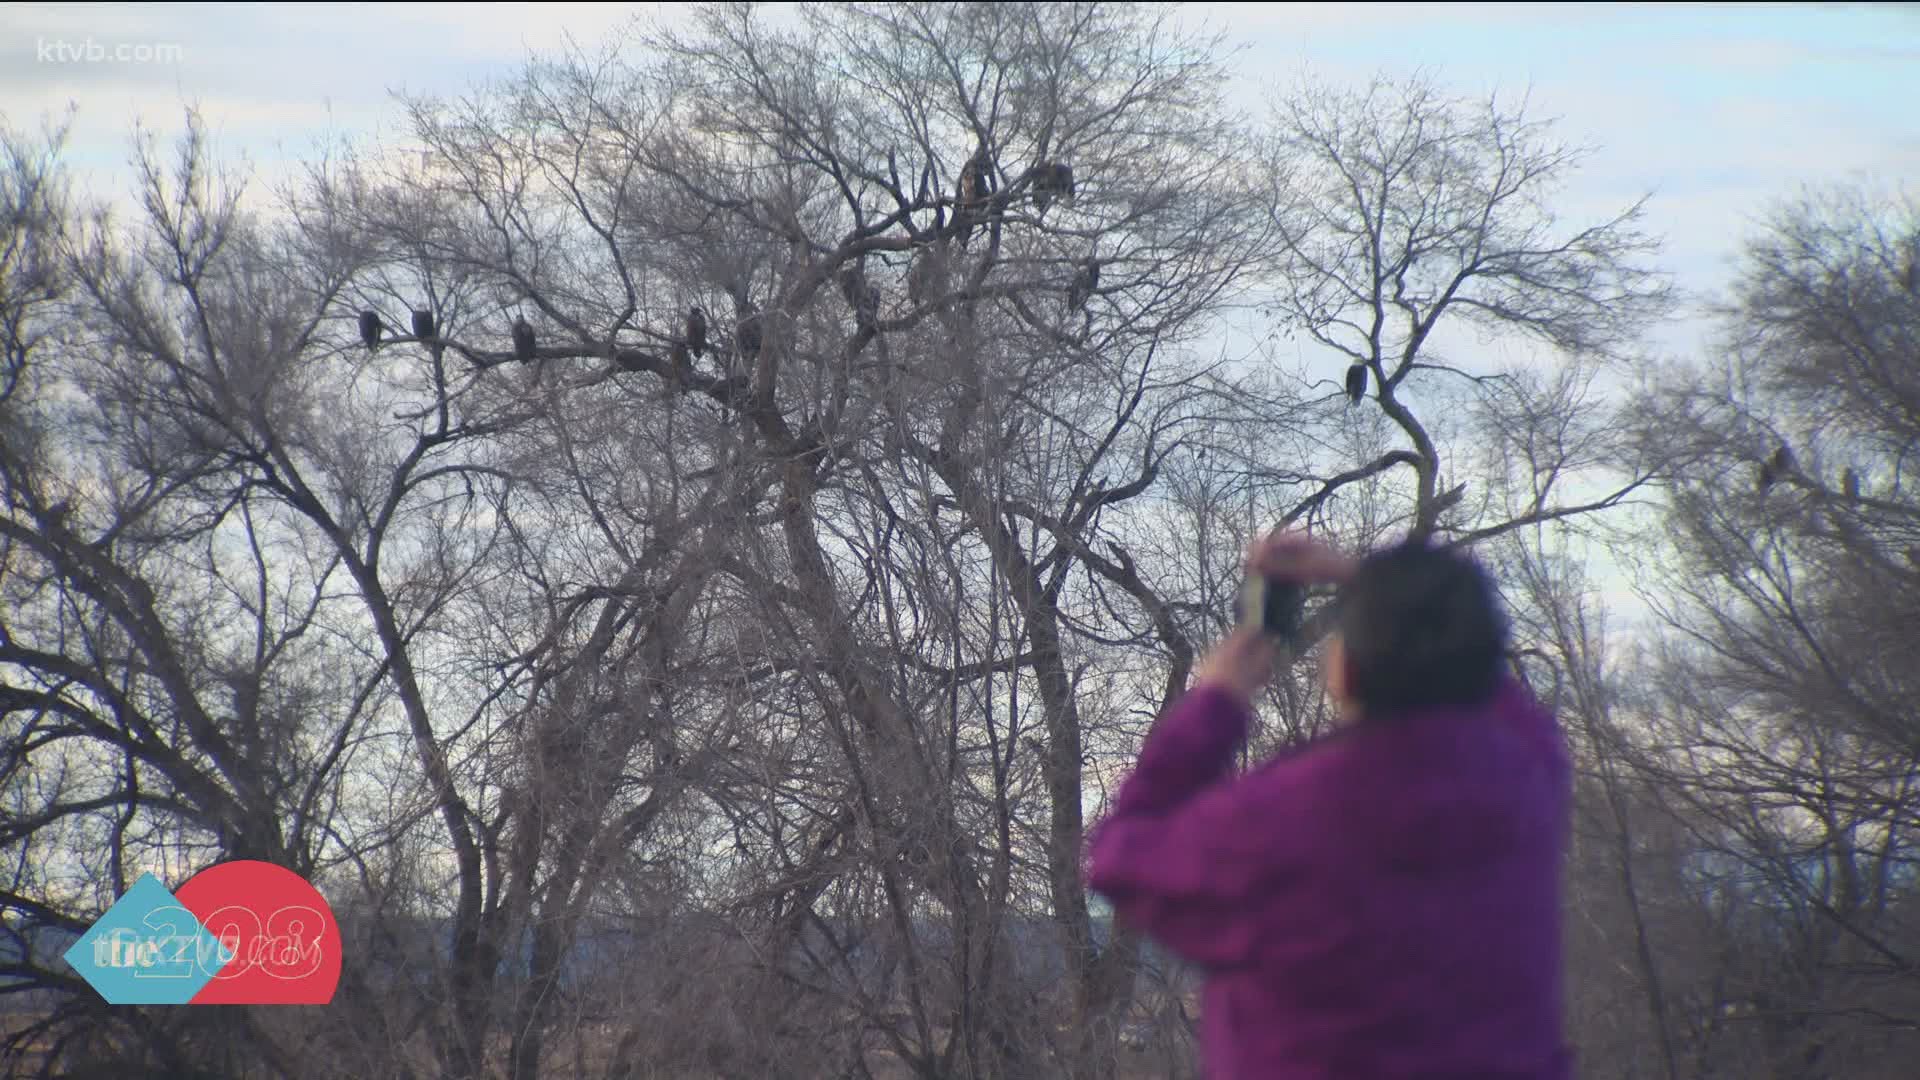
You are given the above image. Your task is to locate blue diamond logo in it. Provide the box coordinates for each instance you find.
[63,873,229,1005]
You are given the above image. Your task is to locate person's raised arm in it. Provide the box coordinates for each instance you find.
[1084,530,1355,968]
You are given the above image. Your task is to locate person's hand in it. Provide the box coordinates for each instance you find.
[1190,624,1279,703]
[1245,527,1357,587]
[1190,530,1355,704]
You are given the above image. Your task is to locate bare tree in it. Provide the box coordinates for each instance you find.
[1616,183,1920,1078]
[0,114,431,1076]
[1256,72,1674,547]
[1500,533,1699,1080]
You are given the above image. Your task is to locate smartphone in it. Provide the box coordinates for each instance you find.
[1236,576,1305,642]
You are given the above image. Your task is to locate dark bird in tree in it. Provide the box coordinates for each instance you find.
[1904,252,1918,294]
[908,252,938,305]
[1843,467,1860,499]
[1757,443,1795,492]
[412,308,443,362]
[613,349,647,373]
[737,311,763,359]
[840,267,881,329]
[1028,164,1055,213]
[665,340,697,395]
[1067,257,1100,312]
[512,317,536,364]
[1345,364,1368,405]
[359,310,383,352]
[955,145,996,247]
[685,306,708,359]
[1028,160,1074,213]
[959,146,994,206]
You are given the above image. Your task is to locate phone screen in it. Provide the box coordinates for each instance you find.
[1238,577,1304,641]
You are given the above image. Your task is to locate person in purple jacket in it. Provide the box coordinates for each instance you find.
[1086,529,1574,1079]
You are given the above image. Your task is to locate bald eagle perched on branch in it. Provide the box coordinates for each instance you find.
[685,306,708,359]
[959,145,994,206]
[840,267,881,330]
[1028,161,1076,213]
[956,144,996,247]
[1346,364,1368,405]
[512,317,536,364]
[737,311,763,360]
[359,310,383,352]
[412,308,442,362]
[1067,258,1099,312]
[1757,443,1795,492]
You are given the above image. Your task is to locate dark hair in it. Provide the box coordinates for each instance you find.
[1334,539,1509,714]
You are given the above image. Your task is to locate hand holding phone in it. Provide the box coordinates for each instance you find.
[1234,529,1355,642]
[1236,576,1305,642]
[1195,530,1355,702]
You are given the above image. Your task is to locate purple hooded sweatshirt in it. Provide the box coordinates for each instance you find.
[1086,677,1573,1079]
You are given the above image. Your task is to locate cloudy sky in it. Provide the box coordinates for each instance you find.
[5,2,1915,327]
[3,1,1916,622]
[4,3,1915,396]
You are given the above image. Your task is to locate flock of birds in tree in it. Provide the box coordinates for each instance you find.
[357,307,449,362]
[347,149,1102,384]
[358,299,733,385]
[1751,442,1882,511]
[1751,443,1920,566]
[1743,243,1920,498]
[349,172,1919,436]
[343,187,1917,566]
[957,150,1093,314]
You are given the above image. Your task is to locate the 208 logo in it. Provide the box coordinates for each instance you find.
[64,860,341,1005]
